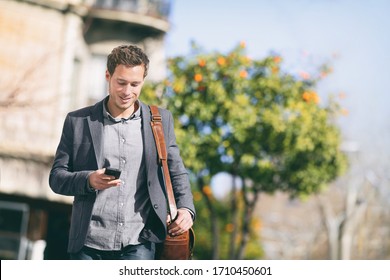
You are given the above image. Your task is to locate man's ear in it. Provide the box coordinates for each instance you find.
[105,70,110,81]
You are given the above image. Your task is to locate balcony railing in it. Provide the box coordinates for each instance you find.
[93,0,171,20]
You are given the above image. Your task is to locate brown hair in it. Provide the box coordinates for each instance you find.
[107,45,149,78]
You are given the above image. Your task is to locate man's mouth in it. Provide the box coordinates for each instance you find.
[120,96,133,103]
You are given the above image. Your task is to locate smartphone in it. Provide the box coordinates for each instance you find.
[104,167,122,179]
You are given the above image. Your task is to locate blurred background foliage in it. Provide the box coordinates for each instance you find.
[142,42,347,259]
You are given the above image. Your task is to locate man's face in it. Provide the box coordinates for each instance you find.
[106,64,145,117]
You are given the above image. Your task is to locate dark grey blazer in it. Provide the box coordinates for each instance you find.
[49,99,195,253]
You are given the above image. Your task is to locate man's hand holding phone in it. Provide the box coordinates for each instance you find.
[88,167,122,191]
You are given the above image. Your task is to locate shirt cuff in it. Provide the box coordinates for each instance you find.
[181,208,195,221]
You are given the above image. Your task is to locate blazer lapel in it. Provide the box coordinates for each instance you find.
[140,101,158,178]
[87,99,105,168]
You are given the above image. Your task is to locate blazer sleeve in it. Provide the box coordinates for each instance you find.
[49,114,94,196]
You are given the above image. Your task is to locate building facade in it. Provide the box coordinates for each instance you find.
[0,0,171,259]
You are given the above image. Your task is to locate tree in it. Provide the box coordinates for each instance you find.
[142,42,347,259]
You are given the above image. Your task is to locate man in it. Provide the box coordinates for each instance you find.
[49,45,195,260]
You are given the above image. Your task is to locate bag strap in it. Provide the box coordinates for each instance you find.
[149,105,178,223]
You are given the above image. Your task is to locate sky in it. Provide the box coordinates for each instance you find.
[164,0,390,197]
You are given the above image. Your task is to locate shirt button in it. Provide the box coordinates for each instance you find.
[119,223,123,226]
[153,204,158,209]
[122,138,125,143]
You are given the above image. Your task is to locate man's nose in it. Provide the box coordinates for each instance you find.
[124,85,133,95]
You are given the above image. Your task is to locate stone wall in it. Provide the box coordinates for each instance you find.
[0,0,89,202]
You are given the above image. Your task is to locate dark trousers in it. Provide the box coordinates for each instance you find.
[69,242,155,260]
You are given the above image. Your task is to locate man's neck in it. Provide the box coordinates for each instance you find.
[107,100,139,119]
